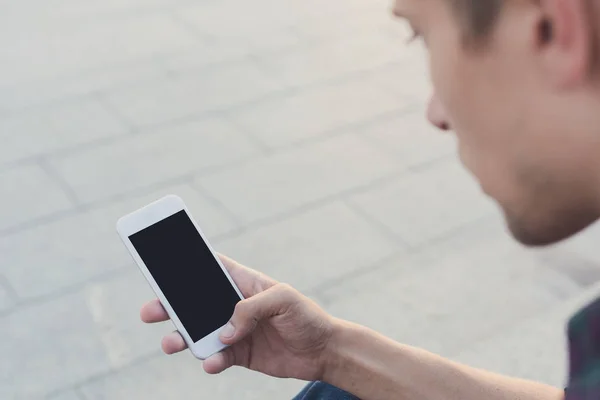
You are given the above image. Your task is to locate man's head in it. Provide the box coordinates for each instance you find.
[395,0,600,246]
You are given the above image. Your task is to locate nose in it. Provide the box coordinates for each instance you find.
[427,93,451,131]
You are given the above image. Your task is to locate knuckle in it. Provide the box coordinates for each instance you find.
[274,282,293,293]
[272,282,298,302]
[234,299,260,330]
[233,300,250,319]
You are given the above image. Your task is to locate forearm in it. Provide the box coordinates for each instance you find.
[323,319,564,400]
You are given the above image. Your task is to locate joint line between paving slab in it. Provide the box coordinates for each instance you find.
[93,92,137,133]
[343,198,412,248]
[2,59,419,164]
[407,153,458,174]
[1,169,412,310]
[37,157,83,206]
[0,274,20,305]
[219,112,275,156]
[167,11,213,44]
[188,182,246,228]
[0,113,415,238]
[0,103,411,173]
[45,349,166,399]
[0,266,130,319]
[407,214,498,255]
[308,250,406,303]
[86,57,416,131]
[0,172,198,238]
[74,387,87,400]
[209,169,413,243]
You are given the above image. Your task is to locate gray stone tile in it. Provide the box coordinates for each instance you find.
[532,244,600,289]
[452,282,600,387]
[215,201,403,292]
[348,158,497,247]
[1,292,113,399]
[174,0,301,40]
[357,109,457,168]
[3,0,191,26]
[0,62,168,113]
[48,117,261,203]
[47,389,83,400]
[79,270,169,369]
[1,13,200,87]
[234,29,308,54]
[80,352,306,400]
[0,99,128,165]
[195,133,401,224]
[1,184,238,300]
[256,32,408,88]
[0,277,16,312]
[0,270,167,399]
[452,301,570,387]
[542,221,600,285]
[102,61,283,127]
[175,7,307,55]
[288,0,390,23]
[366,50,432,103]
[161,43,252,74]
[228,77,408,148]
[294,8,409,41]
[316,217,580,357]
[0,164,74,231]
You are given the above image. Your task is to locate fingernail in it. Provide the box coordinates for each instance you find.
[220,322,235,338]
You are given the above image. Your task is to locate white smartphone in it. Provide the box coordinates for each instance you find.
[116,194,244,359]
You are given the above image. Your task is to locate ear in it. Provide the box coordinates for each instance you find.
[538,0,592,88]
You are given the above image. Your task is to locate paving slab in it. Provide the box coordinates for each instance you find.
[215,201,404,292]
[0,12,200,87]
[0,164,74,231]
[348,157,498,247]
[48,117,262,204]
[0,98,129,165]
[227,75,409,148]
[453,282,600,387]
[102,60,284,127]
[195,133,402,224]
[79,352,306,400]
[355,107,457,168]
[316,216,582,357]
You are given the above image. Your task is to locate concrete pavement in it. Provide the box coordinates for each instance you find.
[2,0,600,398]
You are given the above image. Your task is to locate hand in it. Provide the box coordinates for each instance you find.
[140,255,336,381]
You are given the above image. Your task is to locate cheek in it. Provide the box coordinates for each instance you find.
[428,45,510,193]
[428,41,500,155]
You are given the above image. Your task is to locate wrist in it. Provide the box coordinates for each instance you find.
[320,317,353,384]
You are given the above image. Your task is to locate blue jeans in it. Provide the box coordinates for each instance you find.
[293,382,360,400]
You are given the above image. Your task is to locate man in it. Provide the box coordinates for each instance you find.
[140,0,600,398]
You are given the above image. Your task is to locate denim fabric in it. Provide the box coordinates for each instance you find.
[293,382,360,400]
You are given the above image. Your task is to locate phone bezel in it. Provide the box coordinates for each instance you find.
[116,194,244,360]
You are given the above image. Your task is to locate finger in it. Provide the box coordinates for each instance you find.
[161,331,187,354]
[203,348,235,374]
[217,254,277,297]
[140,299,169,323]
[220,283,296,345]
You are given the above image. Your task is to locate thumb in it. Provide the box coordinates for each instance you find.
[219,283,296,344]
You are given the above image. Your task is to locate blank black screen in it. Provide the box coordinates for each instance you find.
[129,210,241,342]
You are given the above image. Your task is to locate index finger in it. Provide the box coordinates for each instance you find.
[140,299,169,323]
[217,254,277,297]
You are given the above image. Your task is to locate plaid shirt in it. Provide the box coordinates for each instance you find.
[565,297,600,399]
